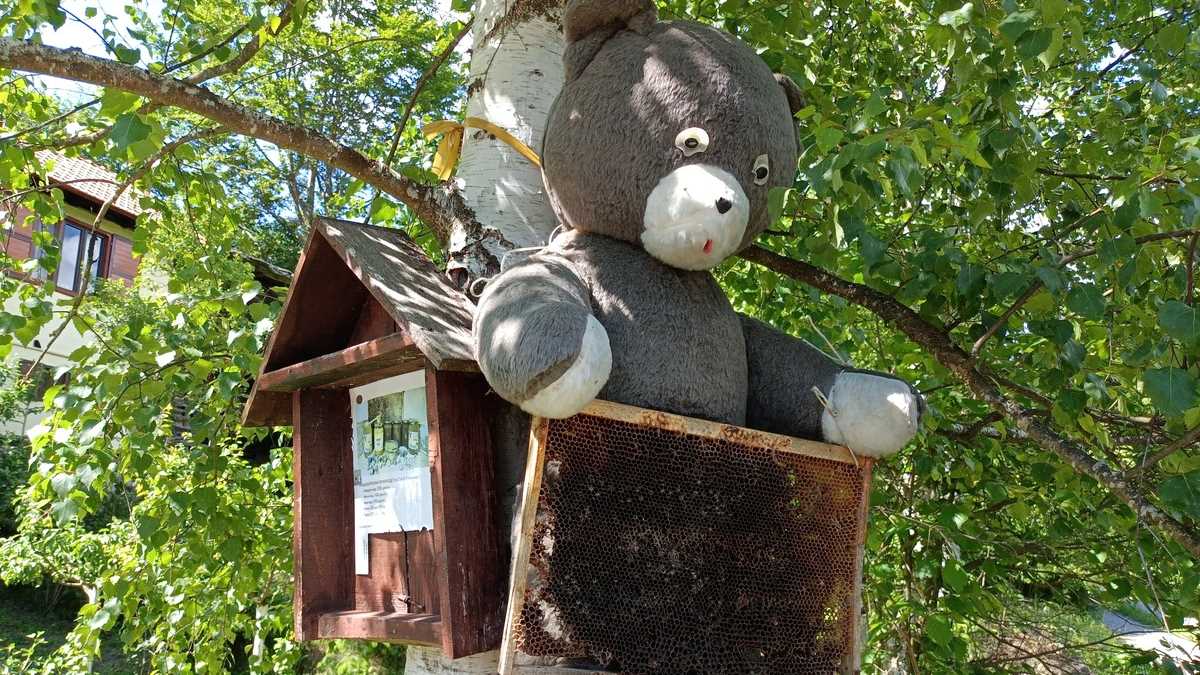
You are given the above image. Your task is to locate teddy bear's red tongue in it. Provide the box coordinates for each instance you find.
[703,239,714,254]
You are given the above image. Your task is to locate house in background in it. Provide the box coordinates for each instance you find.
[1,151,144,435]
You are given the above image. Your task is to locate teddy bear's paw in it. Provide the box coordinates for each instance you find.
[819,372,923,458]
[520,316,612,419]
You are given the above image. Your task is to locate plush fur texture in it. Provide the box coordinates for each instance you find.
[543,17,799,247]
[521,314,612,419]
[821,372,924,458]
[473,0,924,456]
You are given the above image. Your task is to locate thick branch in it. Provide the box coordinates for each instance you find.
[50,1,293,150]
[740,245,1200,560]
[0,38,481,245]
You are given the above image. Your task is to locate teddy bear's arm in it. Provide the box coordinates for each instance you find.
[739,315,924,458]
[474,255,612,419]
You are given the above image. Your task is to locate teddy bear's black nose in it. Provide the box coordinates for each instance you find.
[716,197,733,214]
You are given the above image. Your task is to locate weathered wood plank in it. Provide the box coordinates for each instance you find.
[240,381,291,427]
[316,219,477,370]
[498,417,550,675]
[317,610,442,645]
[580,399,857,465]
[844,458,874,675]
[427,367,505,659]
[293,389,354,640]
[242,232,370,425]
[258,333,422,392]
[355,530,440,616]
[348,296,399,345]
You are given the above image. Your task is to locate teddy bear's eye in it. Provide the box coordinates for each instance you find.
[753,154,771,185]
[675,128,710,157]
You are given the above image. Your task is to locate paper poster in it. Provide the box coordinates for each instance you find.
[350,372,432,575]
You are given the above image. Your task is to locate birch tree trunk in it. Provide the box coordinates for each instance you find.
[444,0,564,287]
[406,2,565,672]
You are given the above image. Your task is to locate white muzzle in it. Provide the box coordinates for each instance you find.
[641,164,750,270]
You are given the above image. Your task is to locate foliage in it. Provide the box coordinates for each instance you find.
[311,640,407,675]
[0,437,28,536]
[0,585,139,674]
[0,0,1196,673]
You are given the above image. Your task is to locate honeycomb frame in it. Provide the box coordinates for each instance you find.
[500,400,873,675]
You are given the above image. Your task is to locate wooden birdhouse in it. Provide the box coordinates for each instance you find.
[242,218,505,659]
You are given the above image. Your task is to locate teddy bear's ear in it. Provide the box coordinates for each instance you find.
[775,74,808,116]
[564,0,657,42]
[563,0,657,80]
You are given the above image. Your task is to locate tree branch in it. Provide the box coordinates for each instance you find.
[739,245,1200,560]
[48,0,292,150]
[1135,425,1200,475]
[383,18,472,169]
[973,228,1200,356]
[0,38,482,245]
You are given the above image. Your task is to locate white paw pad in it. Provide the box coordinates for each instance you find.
[521,316,612,419]
[820,372,921,458]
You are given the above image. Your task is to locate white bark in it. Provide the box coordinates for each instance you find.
[447,0,564,283]
[408,2,566,671]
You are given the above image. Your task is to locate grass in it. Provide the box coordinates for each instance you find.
[0,584,140,674]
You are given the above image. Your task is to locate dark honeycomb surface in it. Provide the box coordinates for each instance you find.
[513,413,869,675]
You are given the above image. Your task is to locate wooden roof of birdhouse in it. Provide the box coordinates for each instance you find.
[242,218,477,427]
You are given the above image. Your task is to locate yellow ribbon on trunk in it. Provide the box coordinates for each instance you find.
[422,117,543,180]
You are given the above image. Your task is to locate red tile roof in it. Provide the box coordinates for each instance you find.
[34,150,145,219]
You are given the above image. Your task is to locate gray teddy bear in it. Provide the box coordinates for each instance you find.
[474,0,923,458]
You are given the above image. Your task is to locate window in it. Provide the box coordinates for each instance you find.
[40,221,109,293]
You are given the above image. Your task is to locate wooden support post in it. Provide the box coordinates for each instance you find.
[843,458,875,675]
[498,417,550,675]
[427,366,505,658]
[292,389,354,640]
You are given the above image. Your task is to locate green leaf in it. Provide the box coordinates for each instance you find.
[1035,265,1066,295]
[1159,471,1200,520]
[99,88,141,118]
[814,125,844,153]
[926,615,954,645]
[1159,301,1200,349]
[113,45,141,65]
[1143,368,1199,418]
[219,536,243,562]
[1066,284,1105,320]
[110,113,151,152]
[1017,28,1054,60]
[1159,23,1189,53]
[942,562,970,592]
[938,3,973,28]
[368,196,397,222]
[767,187,791,227]
[1041,0,1068,23]
[956,264,986,298]
[999,10,1037,42]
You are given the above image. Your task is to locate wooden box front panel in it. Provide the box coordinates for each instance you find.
[355,531,439,615]
[292,368,505,658]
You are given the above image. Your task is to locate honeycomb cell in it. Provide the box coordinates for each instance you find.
[510,412,870,675]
